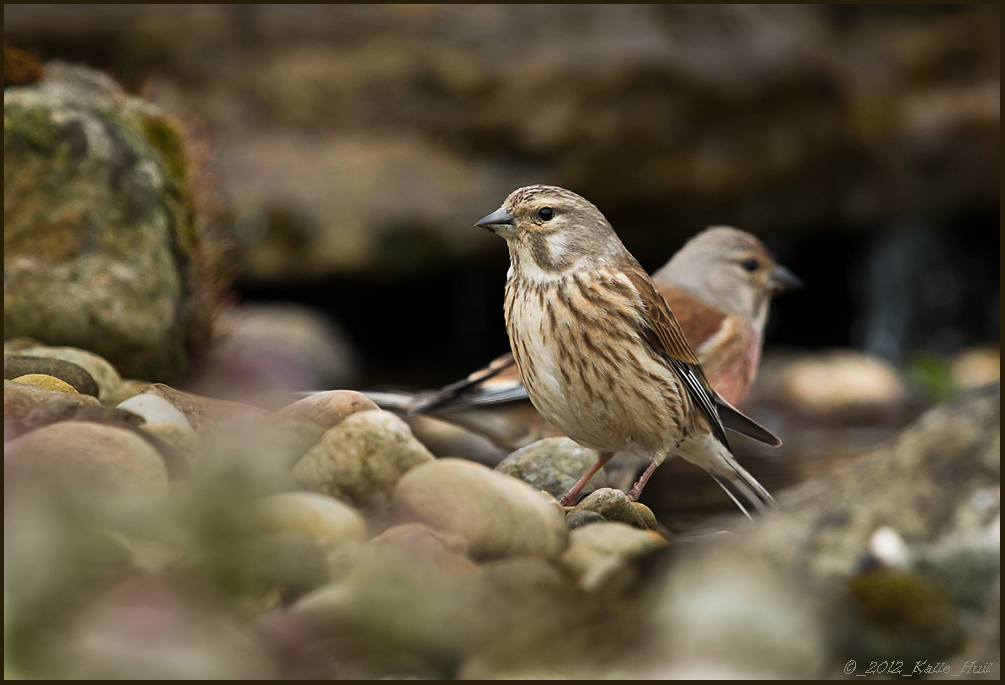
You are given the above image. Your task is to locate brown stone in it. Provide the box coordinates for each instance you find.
[275,390,378,431]
[5,420,170,496]
[139,383,269,432]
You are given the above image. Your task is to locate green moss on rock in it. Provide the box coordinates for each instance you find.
[3,62,208,382]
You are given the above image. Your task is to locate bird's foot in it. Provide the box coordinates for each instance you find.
[558,492,580,507]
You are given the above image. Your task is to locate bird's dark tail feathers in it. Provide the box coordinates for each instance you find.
[709,452,777,520]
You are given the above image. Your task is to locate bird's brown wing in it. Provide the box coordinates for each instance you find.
[623,267,730,449]
[630,269,781,448]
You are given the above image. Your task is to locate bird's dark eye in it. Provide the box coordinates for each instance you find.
[538,207,554,221]
[740,258,759,272]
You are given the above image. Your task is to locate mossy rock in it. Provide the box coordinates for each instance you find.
[4,62,203,382]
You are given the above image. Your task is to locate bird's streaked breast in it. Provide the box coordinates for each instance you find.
[504,268,694,457]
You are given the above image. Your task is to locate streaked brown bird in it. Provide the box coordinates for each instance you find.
[378,225,800,453]
[475,185,782,514]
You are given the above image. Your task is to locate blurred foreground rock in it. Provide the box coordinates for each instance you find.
[4,62,215,382]
[5,420,169,497]
[3,336,998,679]
[63,576,276,679]
[647,383,1000,678]
[464,384,999,678]
[394,458,568,561]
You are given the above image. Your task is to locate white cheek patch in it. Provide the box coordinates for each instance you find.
[545,231,571,260]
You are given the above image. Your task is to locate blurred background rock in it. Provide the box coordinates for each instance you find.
[4,4,998,388]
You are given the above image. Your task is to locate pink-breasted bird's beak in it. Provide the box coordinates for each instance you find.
[769,264,803,292]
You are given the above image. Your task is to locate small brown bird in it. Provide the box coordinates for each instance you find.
[401,225,800,430]
[476,185,781,514]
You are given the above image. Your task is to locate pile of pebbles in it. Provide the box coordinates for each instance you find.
[4,341,999,679]
[4,341,669,678]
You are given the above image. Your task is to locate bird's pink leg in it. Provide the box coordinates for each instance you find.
[627,459,661,501]
[559,451,614,506]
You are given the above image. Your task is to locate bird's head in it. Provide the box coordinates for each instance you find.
[476,185,625,276]
[654,226,802,330]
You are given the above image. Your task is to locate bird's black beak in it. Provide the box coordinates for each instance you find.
[475,207,516,235]
[769,264,803,292]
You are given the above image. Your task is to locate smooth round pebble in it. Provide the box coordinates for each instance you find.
[139,383,270,432]
[5,420,169,497]
[4,337,42,353]
[139,422,198,462]
[566,510,606,530]
[394,458,569,560]
[4,383,37,421]
[495,437,602,499]
[275,390,378,431]
[117,394,193,429]
[101,379,153,407]
[12,374,78,394]
[4,380,101,422]
[574,488,647,529]
[291,410,434,510]
[561,521,666,590]
[632,502,658,531]
[564,521,666,557]
[369,523,477,576]
[257,492,367,551]
[17,346,122,400]
[20,396,143,431]
[5,354,99,396]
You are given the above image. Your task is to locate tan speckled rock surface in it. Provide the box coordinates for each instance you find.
[275,390,378,431]
[291,410,435,511]
[394,458,568,560]
[5,420,169,496]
